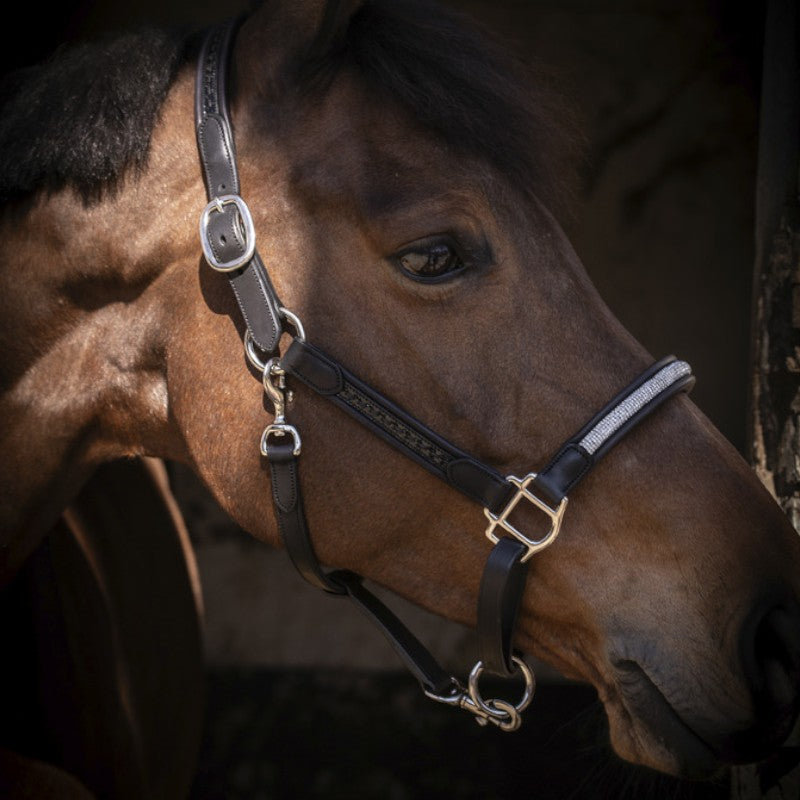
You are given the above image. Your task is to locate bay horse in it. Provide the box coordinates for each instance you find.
[1,0,800,796]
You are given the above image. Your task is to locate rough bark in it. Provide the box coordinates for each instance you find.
[736,0,800,796]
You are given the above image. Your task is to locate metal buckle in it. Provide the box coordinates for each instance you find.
[483,473,567,562]
[199,194,256,272]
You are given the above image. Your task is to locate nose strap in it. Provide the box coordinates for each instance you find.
[477,538,530,676]
[531,357,694,507]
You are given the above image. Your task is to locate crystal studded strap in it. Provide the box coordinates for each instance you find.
[579,360,692,456]
[532,356,694,507]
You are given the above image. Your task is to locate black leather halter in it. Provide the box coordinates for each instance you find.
[195,20,695,731]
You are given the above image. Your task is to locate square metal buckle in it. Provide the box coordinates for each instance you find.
[199,194,256,272]
[483,473,568,562]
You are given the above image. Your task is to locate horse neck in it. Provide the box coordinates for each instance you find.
[0,68,199,574]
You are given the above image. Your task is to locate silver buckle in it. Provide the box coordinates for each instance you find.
[483,473,567,562]
[199,194,256,272]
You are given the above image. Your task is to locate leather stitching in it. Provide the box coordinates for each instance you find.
[246,261,279,349]
[339,381,451,471]
[271,460,297,513]
[563,447,593,493]
[201,26,224,116]
[198,116,237,197]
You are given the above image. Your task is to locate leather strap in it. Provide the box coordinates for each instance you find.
[281,339,514,511]
[195,20,284,355]
[266,439,456,694]
[282,340,694,513]
[280,340,694,683]
[266,440,344,594]
[477,537,530,676]
[329,570,456,694]
[532,356,695,507]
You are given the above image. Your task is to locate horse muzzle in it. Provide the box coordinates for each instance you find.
[606,597,800,777]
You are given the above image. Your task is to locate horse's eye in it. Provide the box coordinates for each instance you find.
[396,238,465,282]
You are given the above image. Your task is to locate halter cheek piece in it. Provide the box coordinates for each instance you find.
[195,21,695,732]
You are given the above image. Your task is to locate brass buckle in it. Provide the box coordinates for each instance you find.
[483,473,567,562]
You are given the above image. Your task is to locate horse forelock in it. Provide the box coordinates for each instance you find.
[297,0,583,216]
[0,28,189,206]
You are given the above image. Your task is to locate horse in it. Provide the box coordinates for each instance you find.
[1,0,799,796]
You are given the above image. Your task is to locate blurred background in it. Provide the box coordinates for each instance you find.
[1,1,768,798]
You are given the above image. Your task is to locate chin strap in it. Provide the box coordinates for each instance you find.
[195,19,695,732]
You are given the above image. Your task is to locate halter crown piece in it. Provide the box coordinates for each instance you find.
[195,20,695,732]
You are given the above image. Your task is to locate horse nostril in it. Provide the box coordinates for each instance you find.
[734,604,800,761]
[753,607,800,707]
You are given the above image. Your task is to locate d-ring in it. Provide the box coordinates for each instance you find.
[279,307,306,343]
[244,330,269,372]
[244,307,306,373]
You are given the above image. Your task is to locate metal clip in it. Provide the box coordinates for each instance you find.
[424,657,535,732]
[263,358,288,422]
[259,357,301,456]
[260,423,302,457]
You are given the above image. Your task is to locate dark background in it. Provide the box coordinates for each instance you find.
[1,1,769,798]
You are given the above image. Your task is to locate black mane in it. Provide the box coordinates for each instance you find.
[0,2,577,210]
[0,28,188,205]
[326,0,579,210]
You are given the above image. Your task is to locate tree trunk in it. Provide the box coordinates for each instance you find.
[734,1,800,797]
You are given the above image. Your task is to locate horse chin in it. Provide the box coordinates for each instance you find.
[602,663,723,779]
[603,656,800,779]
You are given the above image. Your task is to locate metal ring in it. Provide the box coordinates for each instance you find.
[260,423,302,457]
[467,656,535,727]
[244,308,306,374]
[483,698,521,732]
[279,307,306,342]
[244,330,268,372]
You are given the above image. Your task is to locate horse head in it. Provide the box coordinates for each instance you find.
[2,0,799,782]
